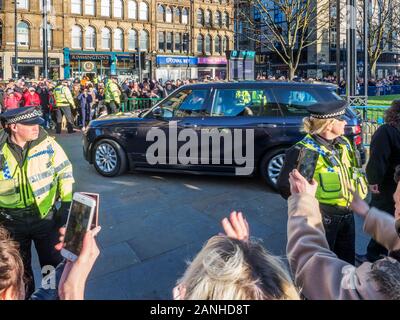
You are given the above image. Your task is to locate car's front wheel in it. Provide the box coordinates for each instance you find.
[93,139,127,177]
[260,148,287,189]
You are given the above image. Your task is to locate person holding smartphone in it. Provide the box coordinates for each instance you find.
[0,107,75,297]
[277,100,368,264]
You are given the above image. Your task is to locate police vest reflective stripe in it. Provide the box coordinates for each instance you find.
[0,137,74,218]
[297,134,368,207]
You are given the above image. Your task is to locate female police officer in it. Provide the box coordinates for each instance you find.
[277,100,368,264]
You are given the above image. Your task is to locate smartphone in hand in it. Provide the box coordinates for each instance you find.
[296,148,319,183]
[61,192,97,262]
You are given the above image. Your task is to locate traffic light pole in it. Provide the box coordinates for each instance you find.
[137,48,142,83]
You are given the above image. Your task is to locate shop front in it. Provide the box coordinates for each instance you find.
[197,57,227,80]
[155,55,198,82]
[11,56,61,80]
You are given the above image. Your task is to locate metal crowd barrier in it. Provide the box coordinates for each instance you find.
[120,98,163,112]
[339,85,400,96]
[353,105,388,146]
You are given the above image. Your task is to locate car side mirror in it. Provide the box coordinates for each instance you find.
[152,107,163,118]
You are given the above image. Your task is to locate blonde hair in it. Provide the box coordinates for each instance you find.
[302,117,337,135]
[176,236,300,300]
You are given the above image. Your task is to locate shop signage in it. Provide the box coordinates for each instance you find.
[82,61,96,72]
[157,56,198,65]
[198,57,227,65]
[70,54,110,61]
[12,57,60,66]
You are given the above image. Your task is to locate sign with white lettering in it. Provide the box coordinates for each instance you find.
[157,56,198,66]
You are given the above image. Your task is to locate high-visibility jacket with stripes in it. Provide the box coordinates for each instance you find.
[105,80,121,104]
[0,129,74,218]
[54,85,76,108]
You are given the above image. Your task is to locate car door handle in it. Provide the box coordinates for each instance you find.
[257,123,277,128]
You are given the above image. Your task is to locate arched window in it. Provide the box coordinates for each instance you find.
[222,36,229,52]
[128,29,138,50]
[174,33,181,52]
[71,0,81,14]
[182,8,189,24]
[157,5,165,22]
[197,9,203,26]
[139,2,148,21]
[205,34,211,54]
[214,35,221,54]
[114,0,123,18]
[101,0,110,16]
[114,28,123,50]
[40,23,52,48]
[215,11,221,27]
[166,32,172,51]
[85,0,95,15]
[205,10,212,27]
[71,25,82,49]
[224,12,229,28]
[158,31,165,51]
[85,26,96,49]
[128,1,137,19]
[174,7,181,23]
[139,29,149,50]
[101,27,111,49]
[165,7,172,23]
[197,34,204,54]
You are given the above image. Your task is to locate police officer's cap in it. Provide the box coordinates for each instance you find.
[1,107,44,125]
[307,100,348,120]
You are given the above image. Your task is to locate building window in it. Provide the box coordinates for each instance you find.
[158,31,165,51]
[17,0,28,9]
[114,28,123,50]
[166,32,172,51]
[197,34,204,54]
[85,26,96,49]
[166,7,172,23]
[128,0,137,19]
[71,0,81,14]
[222,36,229,52]
[101,27,111,49]
[139,29,148,50]
[40,23,52,48]
[71,25,82,49]
[215,11,221,27]
[205,35,211,54]
[174,33,181,52]
[114,0,123,18]
[205,10,212,27]
[183,33,189,52]
[85,0,95,15]
[128,29,138,50]
[40,0,52,12]
[214,35,221,54]
[157,5,165,22]
[197,9,204,26]
[139,2,148,21]
[101,0,110,16]
[330,29,337,48]
[174,7,181,23]
[182,8,188,24]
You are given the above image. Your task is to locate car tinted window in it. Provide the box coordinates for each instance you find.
[157,89,209,118]
[273,87,341,116]
[211,89,281,117]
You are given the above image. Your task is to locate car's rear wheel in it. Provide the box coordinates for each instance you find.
[260,148,287,189]
[93,139,127,177]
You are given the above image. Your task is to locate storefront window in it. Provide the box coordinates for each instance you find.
[102,27,111,49]
[17,21,29,46]
[158,32,165,51]
[71,0,82,14]
[85,26,96,49]
[128,29,138,50]
[197,9,204,26]
[114,28,123,50]
[166,32,173,51]
[139,29,149,50]
[101,0,110,16]
[139,2,148,21]
[114,0,123,18]
[175,33,181,52]
[182,8,189,24]
[128,0,137,19]
[197,34,204,54]
[166,7,172,23]
[205,35,211,54]
[71,25,82,49]
[85,0,95,15]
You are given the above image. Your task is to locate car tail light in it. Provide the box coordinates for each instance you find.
[354,135,362,145]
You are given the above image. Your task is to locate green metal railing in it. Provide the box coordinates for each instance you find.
[353,105,388,146]
[120,98,163,112]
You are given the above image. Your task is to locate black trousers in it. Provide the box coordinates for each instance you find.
[106,101,119,115]
[0,207,66,298]
[55,106,74,133]
[320,204,356,265]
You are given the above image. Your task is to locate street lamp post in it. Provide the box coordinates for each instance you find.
[14,0,19,80]
[42,0,49,79]
[346,0,357,97]
[363,0,368,99]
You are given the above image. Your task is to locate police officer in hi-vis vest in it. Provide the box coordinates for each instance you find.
[53,80,76,134]
[0,107,74,297]
[277,100,368,264]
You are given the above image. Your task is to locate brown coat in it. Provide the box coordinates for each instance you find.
[287,193,400,300]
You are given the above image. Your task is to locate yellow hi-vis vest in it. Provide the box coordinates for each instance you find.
[105,80,121,104]
[54,85,75,108]
[297,134,368,207]
[0,133,74,218]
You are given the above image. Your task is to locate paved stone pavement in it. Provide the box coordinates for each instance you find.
[32,131,369,299]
